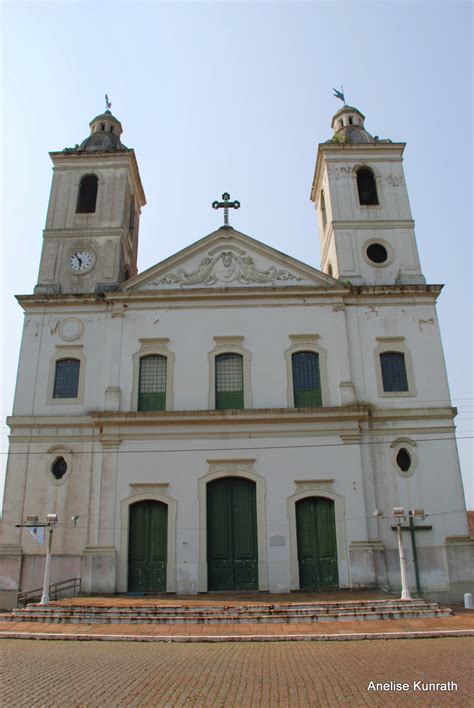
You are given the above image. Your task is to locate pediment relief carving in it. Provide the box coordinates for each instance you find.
[154,249,307,289]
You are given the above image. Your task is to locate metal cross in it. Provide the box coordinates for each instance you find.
[212,192,240,228]
[391,516,432,596]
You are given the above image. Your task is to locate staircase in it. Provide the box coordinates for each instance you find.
[0,599,452,626]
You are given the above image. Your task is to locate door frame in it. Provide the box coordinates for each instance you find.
[118,490,177,593]
[287,489,348,590]
[198,463,268,592]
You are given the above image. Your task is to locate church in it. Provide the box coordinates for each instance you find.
[0,101,471,605]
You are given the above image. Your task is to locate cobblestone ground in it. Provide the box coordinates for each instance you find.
[2,637,472,706]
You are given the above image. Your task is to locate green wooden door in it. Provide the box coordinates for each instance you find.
[128,500,167,593]
[296,497,338,590]
[207,477,258,591]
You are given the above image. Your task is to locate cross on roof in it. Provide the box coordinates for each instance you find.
[212,192,240,229]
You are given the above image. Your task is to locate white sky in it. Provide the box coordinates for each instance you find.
[1,1,472,507]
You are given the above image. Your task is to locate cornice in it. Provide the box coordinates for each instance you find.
[42,227,129,239]
[330,220,415,230]
[6,405,458,433]
[15,283,443,310]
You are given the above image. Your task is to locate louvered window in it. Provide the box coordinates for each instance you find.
[380,352,408,392]
[138,355,167,411]
[215,354,244,410]
[292,351,322,407]
[53,359,80,398]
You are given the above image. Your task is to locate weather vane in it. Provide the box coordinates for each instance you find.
[105,94,112,111]
[332,86,345,103]
[212,192,240,228]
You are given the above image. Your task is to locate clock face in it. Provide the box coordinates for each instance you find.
[68,250,94,273]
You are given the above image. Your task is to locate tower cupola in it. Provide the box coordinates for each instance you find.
[330,105,376,144]
[78,110,127,152]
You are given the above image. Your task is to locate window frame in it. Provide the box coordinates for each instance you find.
[215,352,245,410]
[46,445,73,486]
[208,336,252,410]
[47,345,86,405]
[132,339,175,412]
[291,350,323,408]
[352,164,383,210]
[390,437,418,478]
[137,353,168,412]
[285,334,329,408]
[374,337,416,398]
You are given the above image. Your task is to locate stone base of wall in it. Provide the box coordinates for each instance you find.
[0,590,18,611]
[349,541,387,589]
[81,547,116,594]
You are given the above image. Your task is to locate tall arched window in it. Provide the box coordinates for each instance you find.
[320,190,327,231]
[356,168,378,205]
[76,174,98,213]
[292,351,322,407]
[138,355,167,411]
[215,353,244,409]
[53,359,80,398]
[380,352,408,392]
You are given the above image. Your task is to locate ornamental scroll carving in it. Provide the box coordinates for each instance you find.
[157,250,305,287]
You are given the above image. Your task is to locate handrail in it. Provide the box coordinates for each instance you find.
[16,577,81,606]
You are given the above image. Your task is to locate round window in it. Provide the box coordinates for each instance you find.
[52,457,68,480]
[366,243,388,264]
[396,448,411,473]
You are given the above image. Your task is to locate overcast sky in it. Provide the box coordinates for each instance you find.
[1,1,472,507]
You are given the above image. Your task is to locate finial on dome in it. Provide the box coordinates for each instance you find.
[105,93,112,114]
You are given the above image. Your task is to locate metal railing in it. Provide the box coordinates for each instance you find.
[16,577,81,607]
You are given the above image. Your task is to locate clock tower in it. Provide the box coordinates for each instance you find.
[35,107,146,294]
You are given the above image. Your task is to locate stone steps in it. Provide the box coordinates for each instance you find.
[1,600,452,625]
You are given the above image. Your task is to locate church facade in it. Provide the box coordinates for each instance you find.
[0,104,471,604]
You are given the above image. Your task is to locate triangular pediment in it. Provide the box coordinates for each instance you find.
[123,228,338,291]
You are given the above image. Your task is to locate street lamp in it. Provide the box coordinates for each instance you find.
[373,507,425,601]
[392,507,411,601]
[40,514,58,605]
[16,513,79,605]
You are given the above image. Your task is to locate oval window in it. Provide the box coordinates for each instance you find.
[396,448,411,473]
[366,243,388,264]
[52,457,68,480]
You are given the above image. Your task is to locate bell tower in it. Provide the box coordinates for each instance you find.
[310,104,425,285]
[35,106,146,294]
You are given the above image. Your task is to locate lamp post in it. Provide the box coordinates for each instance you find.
[16,514,79,606]
[392,508,411,601]
[40,514,58,605]
[373,507,426,602]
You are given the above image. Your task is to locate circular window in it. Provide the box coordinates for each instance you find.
[396,448,411,473]
[366,243,388,264]
[52,457,68,480]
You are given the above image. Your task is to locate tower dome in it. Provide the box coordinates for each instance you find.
[330,105,375,144]
[78,109,128,152]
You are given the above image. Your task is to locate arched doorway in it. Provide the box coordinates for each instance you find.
[207,477,258,591]
[128,500,168,593]
[296,496,338,590]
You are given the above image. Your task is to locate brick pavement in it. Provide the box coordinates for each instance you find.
[2,637,473,706]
